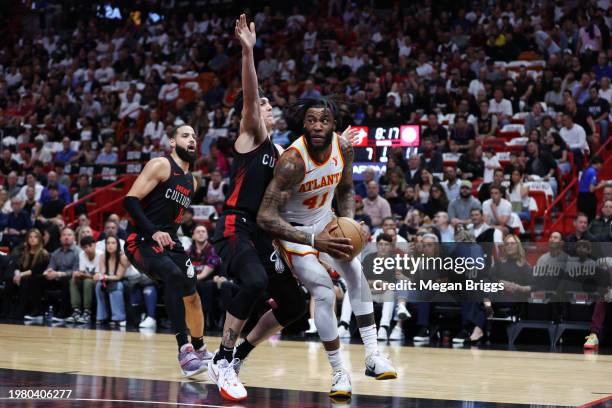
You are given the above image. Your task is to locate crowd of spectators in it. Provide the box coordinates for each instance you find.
[0,0,610,345]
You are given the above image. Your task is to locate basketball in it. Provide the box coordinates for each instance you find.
[327,217,366,260]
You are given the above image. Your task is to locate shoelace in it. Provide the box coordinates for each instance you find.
[368,351,391,366]
[332,370,346,385]
[221,359,241,387]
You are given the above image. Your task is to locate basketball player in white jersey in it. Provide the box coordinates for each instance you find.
[257,97,397,399]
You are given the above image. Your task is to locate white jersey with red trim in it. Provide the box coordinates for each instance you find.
[280,133,345,226]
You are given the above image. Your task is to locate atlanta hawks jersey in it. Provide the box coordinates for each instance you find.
[280,133,345,226]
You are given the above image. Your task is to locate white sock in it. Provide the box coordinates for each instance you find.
[358,324,378,357]
[326,348,344,372]
[380,302,394,327]
[340,296,352,324]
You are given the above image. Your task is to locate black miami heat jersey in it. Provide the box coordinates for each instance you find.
[128,156,194,238]
[223,138,278,218]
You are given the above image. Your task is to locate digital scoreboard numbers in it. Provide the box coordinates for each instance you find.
[350,125,420,163]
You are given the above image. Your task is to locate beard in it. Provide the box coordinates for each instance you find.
[175,144,196,165]
[304,127,333,153]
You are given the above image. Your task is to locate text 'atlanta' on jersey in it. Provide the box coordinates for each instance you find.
[281,133,345,226]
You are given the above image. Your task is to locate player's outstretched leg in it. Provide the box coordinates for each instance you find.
[208,244,268,401]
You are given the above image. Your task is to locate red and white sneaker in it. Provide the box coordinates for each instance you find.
[208,358,247,401]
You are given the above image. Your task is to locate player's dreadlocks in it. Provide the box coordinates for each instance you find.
[285,95,345,132]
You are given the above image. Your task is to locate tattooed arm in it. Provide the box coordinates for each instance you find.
[257,150,309,244]
[257,150,353,259]
[336,136,355,218]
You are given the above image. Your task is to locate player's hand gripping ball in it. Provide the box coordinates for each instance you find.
[327,217,366,260]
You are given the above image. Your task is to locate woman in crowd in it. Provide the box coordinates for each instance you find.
[43,224,61,253]
[2,229,49,319]
[383,167,408,217]
[506,168,531,222]
[379,158,402,187]
[544,132,572,175]
[94,235,127,326]
[490,234,532,303]
[415,168,434,204]
[76,225,94,246]
[423,183,449,219]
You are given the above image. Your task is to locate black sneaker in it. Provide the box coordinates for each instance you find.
[413,326,430,342]
[65,309,81,324]
[452,330,469,344]
[77,310,91,324]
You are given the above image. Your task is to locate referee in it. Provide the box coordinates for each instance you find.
[578,156,606,222]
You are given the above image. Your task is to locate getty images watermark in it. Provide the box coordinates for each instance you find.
[358,241,611,303]
[371,252,505,293]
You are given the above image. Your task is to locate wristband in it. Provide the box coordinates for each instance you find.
[310,233,315,248]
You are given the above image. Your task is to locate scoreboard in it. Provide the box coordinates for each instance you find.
[350,125,420,163]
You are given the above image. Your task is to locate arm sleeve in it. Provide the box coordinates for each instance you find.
[123,196,157,237]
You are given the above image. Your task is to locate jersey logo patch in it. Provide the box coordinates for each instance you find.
[173,172,182,176]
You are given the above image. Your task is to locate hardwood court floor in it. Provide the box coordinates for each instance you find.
[0,324,611,406]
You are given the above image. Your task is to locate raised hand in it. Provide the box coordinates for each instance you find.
[340,126,362,145]
[235,13,256,49]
